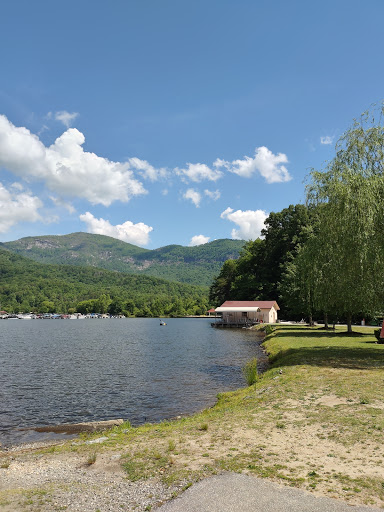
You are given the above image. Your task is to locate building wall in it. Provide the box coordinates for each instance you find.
[222,311,259,323]
[260,307,278,323]
[222,307,278,324]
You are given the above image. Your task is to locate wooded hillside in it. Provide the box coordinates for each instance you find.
[3,234,244,287]
[0,248,209,316]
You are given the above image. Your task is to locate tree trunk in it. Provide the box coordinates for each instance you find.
[309,313,314,326]
[324,312,329,329]
[346,313,353,334]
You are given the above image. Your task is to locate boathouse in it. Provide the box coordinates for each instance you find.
[213,300,279,327]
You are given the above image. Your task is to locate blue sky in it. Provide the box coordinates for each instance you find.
[0,0,383,248]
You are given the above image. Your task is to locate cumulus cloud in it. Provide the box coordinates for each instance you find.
[49,196,76,214]
[54,111,79,128]
[0,115,147,206]
[220,207,268,240]
[176,162,223,183]
[320,135,333,145]
[183,188,201,207]
[204,189,221,201]
[189,235,210,246]
[79,212,153,246]
[0,182,43,233]
[215,146,291,183]
[128,157,168,181]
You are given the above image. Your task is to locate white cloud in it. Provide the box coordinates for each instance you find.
[189,235,210,246]
[183,188,201,207]
[204,189,221,201]
[49,196,76,214]
[320,135,333,145]
[128,157,168,181]
[10,182,24,192]
[43,214,60,224]
[175,162,223,183]
[54,111,79,128]
[213,158,228,169]
[79,212,153,246]
[215,146,291,183]
[0,115,147,206]
[220,207,268,240]
[0,182,43,233]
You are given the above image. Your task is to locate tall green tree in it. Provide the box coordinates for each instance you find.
[230,239,265,300]
[306,106,384,332]
[209,259,238,306]
[261,204,314,300]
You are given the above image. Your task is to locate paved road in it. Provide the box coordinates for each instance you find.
[157,474,381,512]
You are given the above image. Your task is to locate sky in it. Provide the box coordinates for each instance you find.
[0,0,383,249]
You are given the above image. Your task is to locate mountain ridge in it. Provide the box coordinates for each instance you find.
[3,233,245,287]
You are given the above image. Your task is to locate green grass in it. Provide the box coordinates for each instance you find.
[242,357,258,385]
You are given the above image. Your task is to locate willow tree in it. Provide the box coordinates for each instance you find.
[306,106,384,332]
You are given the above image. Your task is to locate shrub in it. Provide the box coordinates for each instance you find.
[264,324,275,336]
[242,357,258,386]
[86,452,97,465]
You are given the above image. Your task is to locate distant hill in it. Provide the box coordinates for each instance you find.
[3,233,245,287]
[0,248,208,315]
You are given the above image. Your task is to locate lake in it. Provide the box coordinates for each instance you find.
[0,318,265,447]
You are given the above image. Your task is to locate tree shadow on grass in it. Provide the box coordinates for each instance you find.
[274,328,373,339]
[269,345,384,370]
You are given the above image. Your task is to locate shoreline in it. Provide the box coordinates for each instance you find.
[2,325,383,511]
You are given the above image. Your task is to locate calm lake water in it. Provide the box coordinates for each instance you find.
[0,318,265,447]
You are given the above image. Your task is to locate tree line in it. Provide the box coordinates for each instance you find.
[210,104,384,332]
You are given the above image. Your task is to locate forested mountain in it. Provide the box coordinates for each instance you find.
[3,233,244,287]
[0,248,209,316]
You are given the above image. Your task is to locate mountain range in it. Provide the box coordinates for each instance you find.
[2,233,245,287]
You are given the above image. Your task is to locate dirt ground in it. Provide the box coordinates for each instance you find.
[1,390,383,512]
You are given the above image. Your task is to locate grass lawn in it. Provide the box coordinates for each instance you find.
[2,324,384,509]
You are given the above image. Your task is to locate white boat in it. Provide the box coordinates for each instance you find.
[160,319,167,326]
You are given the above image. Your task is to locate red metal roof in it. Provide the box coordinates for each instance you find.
[219,300,280,310]
[207,308,216,313]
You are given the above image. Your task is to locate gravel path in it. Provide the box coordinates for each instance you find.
[0,443,186,511]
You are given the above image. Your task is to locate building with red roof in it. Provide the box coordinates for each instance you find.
[215,300,279,325]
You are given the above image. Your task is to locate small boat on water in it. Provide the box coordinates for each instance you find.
[160,319,167,326]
